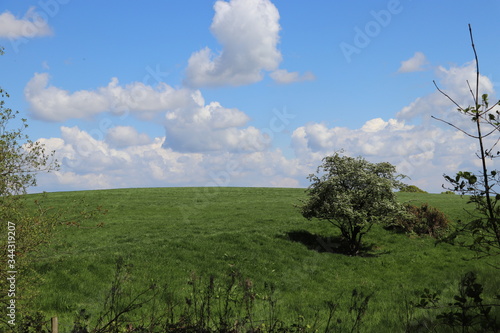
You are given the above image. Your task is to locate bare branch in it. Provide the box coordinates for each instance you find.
[433,81,465,112]
[430,115,479,138]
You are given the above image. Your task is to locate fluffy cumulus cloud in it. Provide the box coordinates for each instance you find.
[24,72,271,153]
[163,92,269,152]
[397,52,428,73]
[397,61,496,130]
[435,61,495,99]
[185,0,282,87]
[0,7,53,39]
[24,73,197,121]
[291,118,415,161]
[106,126,151,148]
[270,69,316,84]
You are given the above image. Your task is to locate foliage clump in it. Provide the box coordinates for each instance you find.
[389,203,451,238]
[301,152,405,255]
[412,271,500,332]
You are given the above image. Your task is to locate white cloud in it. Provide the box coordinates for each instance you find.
[0,7,53,39]
[362,118,389,132]
[435,61,495,98]
[24,73,197,121]
[184,0,282,87]
[397,61,497,130]
[397,52,428,73]
[292,118,415,158]
[106,126,151,148]
[270,69,316,84]
[24,72,271,154]
[163,97,269,153]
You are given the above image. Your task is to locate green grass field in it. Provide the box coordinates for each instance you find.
[24,187,499,331]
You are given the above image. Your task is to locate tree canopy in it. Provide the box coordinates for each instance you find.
[301,152,405,255]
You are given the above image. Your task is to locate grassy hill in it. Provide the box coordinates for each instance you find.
[25,187,499,331]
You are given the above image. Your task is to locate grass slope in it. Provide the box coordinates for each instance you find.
[27,187,498,331]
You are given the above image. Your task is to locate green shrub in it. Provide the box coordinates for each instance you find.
[400,185,428,193]
[441,190,455,195]
[389,203,450,238]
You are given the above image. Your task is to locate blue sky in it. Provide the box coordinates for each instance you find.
[1,0,499,193]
